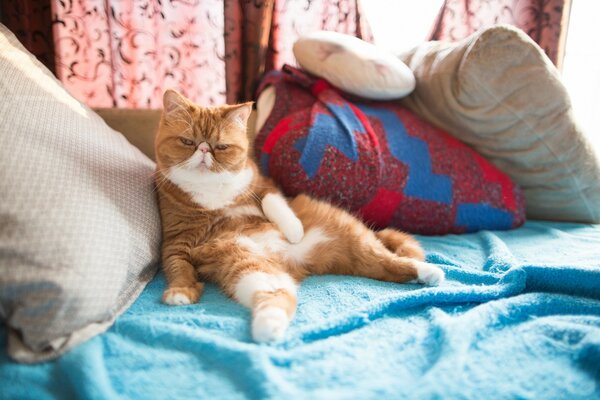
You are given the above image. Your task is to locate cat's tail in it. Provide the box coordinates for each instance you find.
[375,229,425,261]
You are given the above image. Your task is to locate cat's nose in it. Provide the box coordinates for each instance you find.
[198,142,210,153]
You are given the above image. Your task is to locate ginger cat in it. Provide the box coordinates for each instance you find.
[154,89,444,342]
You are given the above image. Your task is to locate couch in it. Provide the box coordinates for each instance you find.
[1,23,599,400]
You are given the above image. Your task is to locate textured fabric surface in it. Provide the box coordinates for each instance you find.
[293,31,415,100]
[255,66,525,234]
[399,24,600,223]
[0,24,161,363]
[0,221,598,399]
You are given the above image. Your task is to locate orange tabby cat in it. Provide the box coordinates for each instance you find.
[155,89,444,342]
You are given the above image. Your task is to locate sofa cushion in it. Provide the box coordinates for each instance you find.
[255,66,525,234]
[0,24,161,363]
[398,25,600,223]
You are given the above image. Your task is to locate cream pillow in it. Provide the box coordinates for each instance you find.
[293,30,415,100]
[0,24,161,363]
[398,25,600,223]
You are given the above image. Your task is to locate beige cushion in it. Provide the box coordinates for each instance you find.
[293,31,415,100]
[0,24,161,363]
[398,25,600,223]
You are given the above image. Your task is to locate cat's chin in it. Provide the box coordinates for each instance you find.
[189,162,216,174]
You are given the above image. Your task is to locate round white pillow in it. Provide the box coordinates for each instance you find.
[292,31,416,100]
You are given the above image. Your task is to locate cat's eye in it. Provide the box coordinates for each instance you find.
[215,144,229,151]
[179,137,194,146]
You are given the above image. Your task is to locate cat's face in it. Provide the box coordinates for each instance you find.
[155,89,253,175]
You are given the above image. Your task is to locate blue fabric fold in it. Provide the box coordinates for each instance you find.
[1,221,599,399]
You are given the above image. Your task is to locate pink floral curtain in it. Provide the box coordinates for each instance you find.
[51,1,226,108]
[430,0,571,67]
[267,0,372,71]
[225,0,372,103]
[3,1,572,106]
[2,0,370,108]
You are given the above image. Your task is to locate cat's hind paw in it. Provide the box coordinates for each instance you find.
[162,283,204,305]
[252,307,290,343]
[414,262,445,286]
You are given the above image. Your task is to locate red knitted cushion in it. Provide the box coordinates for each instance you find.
[255,66,525,234]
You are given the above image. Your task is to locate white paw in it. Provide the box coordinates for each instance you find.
[252,307,290,343]
[415,262,445,286]
[163,292,192,305]
[281,217,304,244]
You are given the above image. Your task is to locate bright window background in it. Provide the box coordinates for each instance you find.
[361,0,444,54]
[562,0,600,152]
[362,0,599,153]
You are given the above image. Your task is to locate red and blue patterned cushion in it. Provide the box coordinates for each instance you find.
[255,66,525,234]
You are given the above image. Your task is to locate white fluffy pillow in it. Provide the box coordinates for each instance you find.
[293,31,415,100]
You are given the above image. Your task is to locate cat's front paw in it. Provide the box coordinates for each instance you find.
[252,307,290,343]
[281,217,304,244]
[162,283,204,305]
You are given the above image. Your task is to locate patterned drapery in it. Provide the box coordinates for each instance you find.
[1,0,55,73]
[224,0,276,105]
[267,0,372,71]
[225,0,372,104]
[430,0,571,67]
[51,0,226,108]
[1,0,370,108]
[7,1,569,106]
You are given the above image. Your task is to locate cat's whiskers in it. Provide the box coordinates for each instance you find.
[152,171,173,193]
[244,182,276,189]
[237,188,263,205]
[152,158,191,193]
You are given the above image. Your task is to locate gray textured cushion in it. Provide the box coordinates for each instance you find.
[0,24,161,363]
[399,25,600,223]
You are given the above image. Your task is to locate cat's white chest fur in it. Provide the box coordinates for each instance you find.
[167,166,254,210]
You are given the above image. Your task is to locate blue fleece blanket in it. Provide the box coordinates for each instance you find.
[1,221,599,399]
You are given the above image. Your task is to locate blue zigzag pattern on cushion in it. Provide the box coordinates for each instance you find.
[456,203,514,231]
[357,104,453,204]
[293,137,308,153]
[295,103,366,179]
[260,153,270,176]
[326,102,367,139]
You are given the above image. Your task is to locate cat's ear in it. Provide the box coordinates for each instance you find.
[224,102,253,128]
[163,89,190,115]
